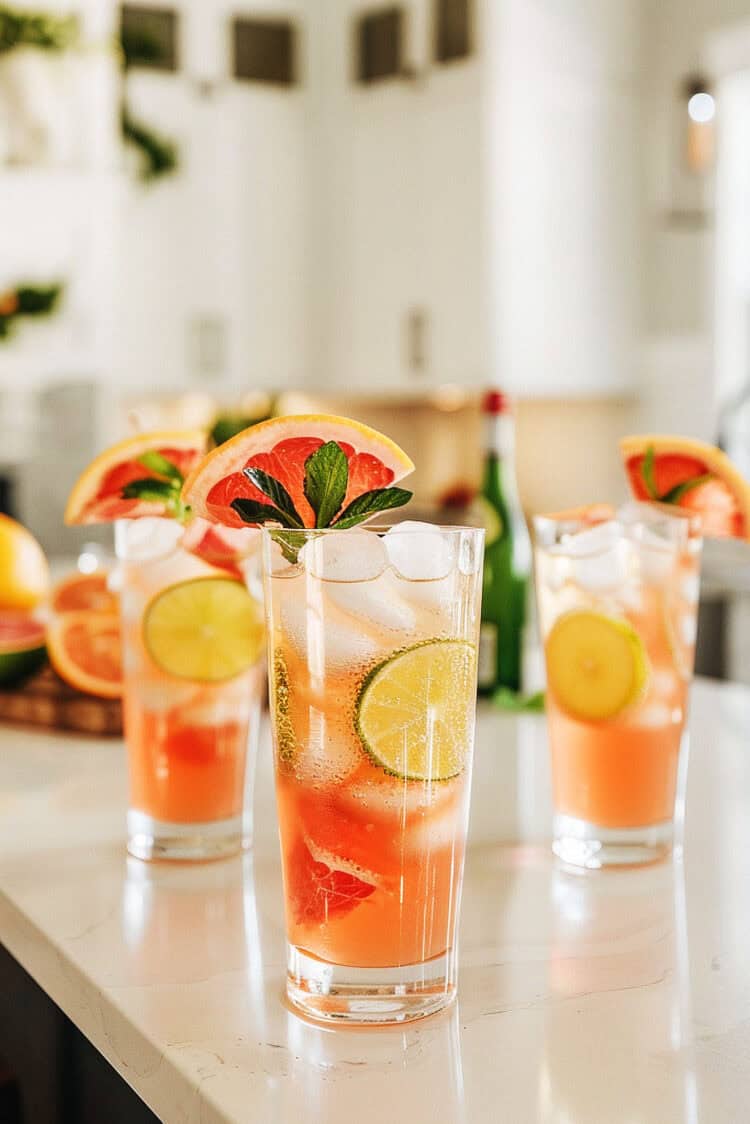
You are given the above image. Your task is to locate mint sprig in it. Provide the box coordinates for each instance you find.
[138,450,184,481]
[640,444,713,506]
[333,486,412,528]
[659,474,713,504]
[231,440,413,558]
[304,441,349,527]
[118,452,190,522]
[641,445,659,499]
[242,467,304,527]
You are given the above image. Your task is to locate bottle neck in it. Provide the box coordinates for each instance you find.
[484,412,515,459]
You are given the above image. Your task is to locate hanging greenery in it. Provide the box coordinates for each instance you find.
[119,23,179,183]
[0,7,78,53]
[121,106,177,182]
[0,5,178,184]
[0,283,64,340]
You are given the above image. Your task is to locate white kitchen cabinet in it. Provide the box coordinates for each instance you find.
[484,0,642,397]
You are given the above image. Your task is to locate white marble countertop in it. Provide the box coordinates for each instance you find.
[0,679,749,1123]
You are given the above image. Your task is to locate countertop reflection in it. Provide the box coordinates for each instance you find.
[0,680,748,1122]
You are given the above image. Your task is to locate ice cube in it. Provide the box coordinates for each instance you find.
[634,703,680,729]
[681,572,700,606]
[633,526,678,584]
[385,521,455,581]
[114,517,183,562]
[553,522,629,592]
[293,715,363,786]
[325,572,417,632]
[680,613,697,646]
[277,574,382,669]
[303,530,387,582]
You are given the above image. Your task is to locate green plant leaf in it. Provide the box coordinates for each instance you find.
[120,476,189,522]
[659,474,713,504]
[303,441,349,528]
[270,529,309,565]
[231,497,299,528]
[242,468,304,527]
[121,477,178,501]
[641,445,659,499]
[138,450,184,482]
[333,487,413,529]
[493,688,546,713]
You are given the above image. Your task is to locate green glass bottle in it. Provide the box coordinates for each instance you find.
[476,389,531,696]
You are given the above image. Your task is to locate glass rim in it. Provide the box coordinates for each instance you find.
[533,502,702,550]
[259,523,485,537]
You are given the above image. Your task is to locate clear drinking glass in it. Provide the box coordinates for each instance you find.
[116,518,264,862]
[534,503,702,868]
[261,524,484,1024]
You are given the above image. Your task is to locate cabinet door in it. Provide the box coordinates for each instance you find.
[485,0,641,396]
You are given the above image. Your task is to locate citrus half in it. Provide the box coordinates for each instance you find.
[46,611,122,698]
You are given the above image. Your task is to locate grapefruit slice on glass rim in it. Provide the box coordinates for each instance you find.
[64,430,207,525]
[620,435,750,539]
[181,414,415,529]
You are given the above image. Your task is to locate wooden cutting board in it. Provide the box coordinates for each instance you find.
[0,665,122,736]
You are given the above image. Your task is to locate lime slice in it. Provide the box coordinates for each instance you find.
[545,610,648,722]
[355,639,477,781]
[143,577,264,682]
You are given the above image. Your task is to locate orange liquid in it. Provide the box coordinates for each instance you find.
[547,696,683,827]
[273,643,470,969]
[124,693,248,823]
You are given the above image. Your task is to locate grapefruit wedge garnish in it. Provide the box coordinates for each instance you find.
[181,414,415,529]
[620,435,750,539]
[65,430,207,525]
[46,611,122,699]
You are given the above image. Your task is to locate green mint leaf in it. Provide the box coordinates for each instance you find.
[270,529,309,565]
[303,441,349,528]
[333,487,413,529]
[120,477,189,522]
[242,468,304,528]
[137,450,184,483]
[659,474,713,504]
[231,497,299,528]
[121,477,179,501]
[641,445,659,499]
[493,688,546,713]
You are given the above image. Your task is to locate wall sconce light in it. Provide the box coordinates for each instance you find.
[683,73,715,175]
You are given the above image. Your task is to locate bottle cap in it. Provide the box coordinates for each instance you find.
[482,389,511,415]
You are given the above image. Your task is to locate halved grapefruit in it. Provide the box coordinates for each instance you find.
[182,414,415,529]
[65,430,207,525]
[620,435,750,540]
[46,611,122,699]
[0,614,47,686]
[51,571,118,615]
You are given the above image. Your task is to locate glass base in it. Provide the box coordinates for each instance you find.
[286,945,456,1025]
[553,812,674,869]
[127,809,245,862]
